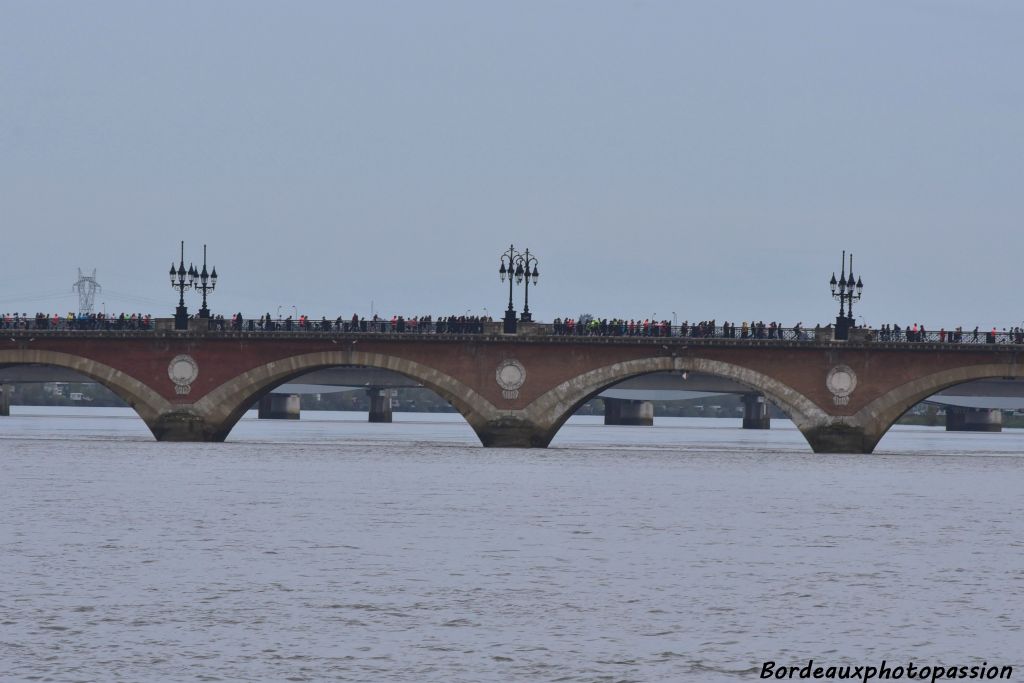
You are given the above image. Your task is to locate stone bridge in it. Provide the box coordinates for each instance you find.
[2,328,1021,452]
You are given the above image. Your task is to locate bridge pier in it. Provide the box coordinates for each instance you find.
[945,406,1002,432]
[0,384,9,416]
[368,388,394,423]
[603,398,654,426]
[257,393,301,420]
[799,422,882,454]
[147,410,230,442]
[741,393,770,429]
[474,415,554,448]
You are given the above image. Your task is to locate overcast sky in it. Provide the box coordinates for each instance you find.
[1,1,1021,328]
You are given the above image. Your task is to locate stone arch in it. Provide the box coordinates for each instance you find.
[850,363,1022,451]
[191,350,503,442]
[0,349,173,434]
[522,355,829,448]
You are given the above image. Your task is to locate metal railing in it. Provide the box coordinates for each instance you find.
[874,328,1024,345]
[5,314,1024,346]
[207,319,1024,345]
[0,315,155,331]
[202,318,809,339]
[548,323,1024,344]
[210,317,487,334]
[545,321,805,340]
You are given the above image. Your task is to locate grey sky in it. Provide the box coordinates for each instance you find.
[1,1,1021,328]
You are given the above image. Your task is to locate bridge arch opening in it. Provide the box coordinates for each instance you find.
[0,351,173,435]
[853,364,1024,451]
[191,350,503,443]
[521,356,829,449]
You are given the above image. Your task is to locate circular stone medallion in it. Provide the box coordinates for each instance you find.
[825,365,857,405]
[168,354,199,394]
[496,359,526,399]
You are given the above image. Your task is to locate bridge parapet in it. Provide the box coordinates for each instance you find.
[8,327,1024,356]
[7,320,1024,347]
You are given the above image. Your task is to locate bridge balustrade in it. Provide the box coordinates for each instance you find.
[546,322,808,340]
[0,316,154,331]
[4,314,1024,345]
[215,317,488,334]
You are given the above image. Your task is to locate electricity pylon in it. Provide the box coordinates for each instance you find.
[73,269,101,316]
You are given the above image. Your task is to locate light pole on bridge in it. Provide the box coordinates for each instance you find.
[169,241,195,330]
[829,250,863,340]
[518,248,539,322]
[499,244,521,333]
[498,245,541,332]
[194,244,218,319]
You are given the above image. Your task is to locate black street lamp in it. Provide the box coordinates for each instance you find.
[169,240,195,330]
[498,244,520,334]
[518,248,539,322]
[195,244,218,319]
[830,250,863,340]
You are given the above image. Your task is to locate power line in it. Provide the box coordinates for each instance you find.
[0,291,76,306]
[102,289,165,306]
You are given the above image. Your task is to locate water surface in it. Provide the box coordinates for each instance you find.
[2,409,1021,681]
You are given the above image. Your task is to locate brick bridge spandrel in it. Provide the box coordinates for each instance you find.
[2,332,1021,452]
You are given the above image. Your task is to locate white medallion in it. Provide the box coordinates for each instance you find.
[826,365,857,406]
[168,354,199,395]
[495,359,526,400]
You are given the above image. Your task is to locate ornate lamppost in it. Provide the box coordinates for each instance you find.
[194,244,218,319]
[169,240,196,330]
[829,250,863,340]
[498,244,521,334]
[518,248,539,322]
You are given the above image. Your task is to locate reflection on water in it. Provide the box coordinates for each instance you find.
[2,408,1021,682]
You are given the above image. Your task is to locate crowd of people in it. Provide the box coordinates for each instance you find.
[876,324,1024,344]
[1,312,153,330]
[222,313,493,334]
[550,318,802,339]
[6,310,1024,345]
